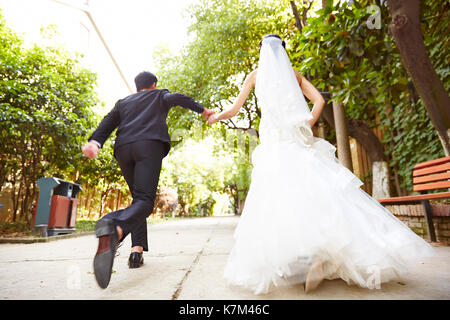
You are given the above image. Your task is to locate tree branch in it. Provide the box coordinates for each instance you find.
[290,1,303,33]
[302,0,314,28]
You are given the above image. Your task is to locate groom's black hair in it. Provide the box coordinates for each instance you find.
[135,71,158,91]
[259,34,286,48]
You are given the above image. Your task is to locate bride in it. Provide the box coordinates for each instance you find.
[207,34,434,294]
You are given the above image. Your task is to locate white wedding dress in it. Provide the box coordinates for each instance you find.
[223,37,435,295]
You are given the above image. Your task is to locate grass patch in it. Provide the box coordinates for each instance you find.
[74,215,195,233]
[75,219,97,232]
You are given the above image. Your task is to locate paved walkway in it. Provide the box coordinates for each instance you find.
[0,216,449,300]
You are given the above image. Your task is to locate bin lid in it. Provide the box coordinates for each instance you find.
[36,177,82,191]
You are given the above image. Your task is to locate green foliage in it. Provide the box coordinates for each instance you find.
[77,137,129,216]
[154,0,292,134]
[75,219,96,232]
[291,0,447,191]
[152,0,289,213]
[2,0,447,225]
[0,12,99,221]
[160,126,253,216]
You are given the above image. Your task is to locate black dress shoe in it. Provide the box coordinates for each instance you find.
[93,219,119,289]
[128,252,144,269]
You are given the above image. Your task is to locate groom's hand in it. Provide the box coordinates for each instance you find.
[82,141,100,159]
[202,108,215,120]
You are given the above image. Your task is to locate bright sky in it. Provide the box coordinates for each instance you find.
[0,0,197,109]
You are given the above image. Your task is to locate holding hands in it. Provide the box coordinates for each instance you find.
[201,108,215,121]
[83,108,219,160]
[202,107,220,125]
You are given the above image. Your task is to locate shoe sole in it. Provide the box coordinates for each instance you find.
[94,219,117,289]
[128,261,144,269]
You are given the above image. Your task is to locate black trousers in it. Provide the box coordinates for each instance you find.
[100,139,168,251]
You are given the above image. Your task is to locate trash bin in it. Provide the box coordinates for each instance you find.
[33,177,82,237]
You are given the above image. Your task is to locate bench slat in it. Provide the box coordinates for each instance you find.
[413,180,450,192]
[413,156,450,170]
[378,191,450,203]
[413,172,450,184]
[413,163,450,177]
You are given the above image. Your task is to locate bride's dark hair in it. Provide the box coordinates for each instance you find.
[259,34,286,48]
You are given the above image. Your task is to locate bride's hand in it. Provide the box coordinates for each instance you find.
[208,113,220,125]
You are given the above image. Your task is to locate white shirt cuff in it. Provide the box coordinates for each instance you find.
[90,140,101,148]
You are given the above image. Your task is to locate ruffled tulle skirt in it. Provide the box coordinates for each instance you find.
[223,134,435,295]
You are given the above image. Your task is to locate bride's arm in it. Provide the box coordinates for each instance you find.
[294,69,325,127]
[208,70,256,124]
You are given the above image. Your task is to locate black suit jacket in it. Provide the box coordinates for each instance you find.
[88,89,204,155]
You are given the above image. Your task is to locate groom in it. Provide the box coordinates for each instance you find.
[82,71,215,288]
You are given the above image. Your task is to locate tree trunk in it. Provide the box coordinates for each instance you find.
[389,139,406,197]
[322,101,391,197]
[387,0,450,155]
[332,99,353,171]
[317,118,327,139]
[88,189,93,219]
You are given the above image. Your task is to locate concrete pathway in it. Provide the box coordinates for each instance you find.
[0,216,449,300]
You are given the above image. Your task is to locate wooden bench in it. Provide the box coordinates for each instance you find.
[379,156,450,242]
